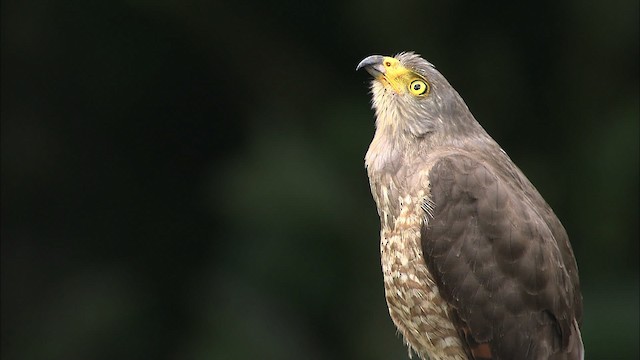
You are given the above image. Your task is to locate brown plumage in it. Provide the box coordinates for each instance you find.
[357,52,583,360]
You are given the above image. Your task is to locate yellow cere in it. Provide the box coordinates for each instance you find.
[379,56,430,96]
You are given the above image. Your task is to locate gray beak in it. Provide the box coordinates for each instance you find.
[356,55,385,77]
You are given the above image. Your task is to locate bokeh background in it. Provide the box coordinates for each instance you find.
[2,0,638,359]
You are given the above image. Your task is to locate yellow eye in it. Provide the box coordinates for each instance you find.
[409,79,429,96]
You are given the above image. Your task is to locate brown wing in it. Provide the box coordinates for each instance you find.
[421,154,583,359]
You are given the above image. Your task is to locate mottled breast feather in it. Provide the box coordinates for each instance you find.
[421,154,583,359]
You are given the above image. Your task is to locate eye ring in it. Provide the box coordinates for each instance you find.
[409,79,429,96]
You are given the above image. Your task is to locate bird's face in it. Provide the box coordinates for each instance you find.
[357,54,431,97]
[357,52,473,139]
[357,52,443,137]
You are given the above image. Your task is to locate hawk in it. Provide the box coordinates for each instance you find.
[357,52,583,360]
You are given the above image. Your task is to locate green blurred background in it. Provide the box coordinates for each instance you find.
[2,0,638,359]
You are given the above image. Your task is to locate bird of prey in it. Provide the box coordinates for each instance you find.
[356,52,583,360]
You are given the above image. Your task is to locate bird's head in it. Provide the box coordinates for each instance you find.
[357,52,478,141]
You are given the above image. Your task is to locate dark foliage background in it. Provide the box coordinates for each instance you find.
[2,0,638,359]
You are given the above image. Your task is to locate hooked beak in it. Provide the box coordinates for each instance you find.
[356,55,385,78]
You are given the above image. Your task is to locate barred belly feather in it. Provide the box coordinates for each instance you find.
[378,187,466,360]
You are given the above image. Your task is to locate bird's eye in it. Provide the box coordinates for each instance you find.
[409,79,429,96]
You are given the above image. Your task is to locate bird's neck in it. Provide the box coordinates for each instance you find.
[365,114,494,179]
[365,122,433,181]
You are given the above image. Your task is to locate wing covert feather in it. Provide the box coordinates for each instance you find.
[421,155,580,359]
